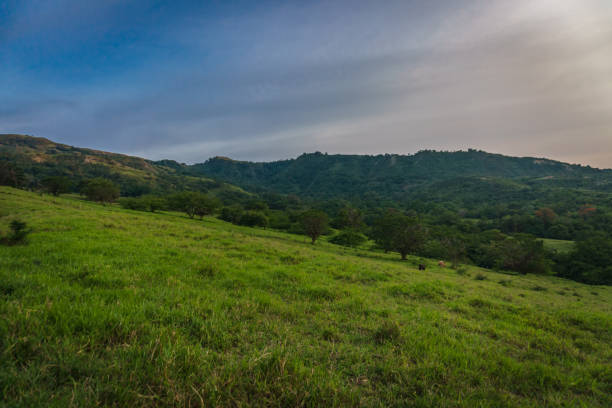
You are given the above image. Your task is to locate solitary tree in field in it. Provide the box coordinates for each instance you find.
[81,178,119,203]
[301,210,329,244]
[391,215,427,260]
[42,176,70,196]
[372,210,426,260]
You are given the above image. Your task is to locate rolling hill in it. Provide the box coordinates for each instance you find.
[0,186,610,406]
[0,134,247,198]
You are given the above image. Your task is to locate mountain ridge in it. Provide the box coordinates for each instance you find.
[2,134,611,200]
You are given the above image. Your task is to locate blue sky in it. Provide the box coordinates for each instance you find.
[2,0,612,168]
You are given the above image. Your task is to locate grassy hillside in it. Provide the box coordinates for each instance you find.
[0,134,244,197]
[1,186,611,407]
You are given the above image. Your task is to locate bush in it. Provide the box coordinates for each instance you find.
[238,211,269,228]
[118,197,148,211]
[219,205,244,224]
[373,321,401,344]
[41,176,70,196]
[330,230,367,248]
[1,220,30,245]
[81,178,120,203]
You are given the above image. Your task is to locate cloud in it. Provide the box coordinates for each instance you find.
[1,0,612,168]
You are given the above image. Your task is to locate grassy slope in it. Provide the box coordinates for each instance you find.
[0,187,610,407]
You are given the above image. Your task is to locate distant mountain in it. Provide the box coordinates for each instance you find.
[186,150,612,200]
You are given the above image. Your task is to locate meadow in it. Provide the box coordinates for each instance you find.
[0,186,611,407]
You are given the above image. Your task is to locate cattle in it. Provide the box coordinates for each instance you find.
[418,264,426,271]
[438,260,446,268]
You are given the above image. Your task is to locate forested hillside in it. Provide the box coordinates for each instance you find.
[189,150,612,199]
[2,134,612,285]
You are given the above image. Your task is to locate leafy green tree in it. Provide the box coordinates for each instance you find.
[301,210,329,244]
[370,210,398,253]
[557,234,612,285]
[490,234,551,275]
[219,205,244,224]
[81,178,119,203]
[332,206,364,230]
[389,214,427,260]
[42,176,71,196]
[167,192,219,219]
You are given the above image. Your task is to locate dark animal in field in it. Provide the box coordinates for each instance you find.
[438,261,446,268]
[418,264,426,271]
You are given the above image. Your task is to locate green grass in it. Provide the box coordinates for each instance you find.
[1,186,611,407]
[541,238,575,254]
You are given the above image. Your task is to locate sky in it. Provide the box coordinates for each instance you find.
[1,0,612,168]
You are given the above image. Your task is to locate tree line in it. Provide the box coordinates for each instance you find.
[3,172,611,285]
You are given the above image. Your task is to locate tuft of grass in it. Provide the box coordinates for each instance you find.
[456,267,469,276]
[373,321,402,344]
[474,273,487,281]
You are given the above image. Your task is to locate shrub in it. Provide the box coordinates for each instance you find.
[238,211,269,228]
[330,230,367,248]
[81,178,119,203]
[373,321,401,344]
[219,205,243,224]
[1,220,30,245]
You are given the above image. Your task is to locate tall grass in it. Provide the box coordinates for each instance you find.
[0,187,611,407]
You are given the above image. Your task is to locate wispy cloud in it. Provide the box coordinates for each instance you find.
[1,0,611,167]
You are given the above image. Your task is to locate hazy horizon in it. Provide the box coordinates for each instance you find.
[2,1,612,168]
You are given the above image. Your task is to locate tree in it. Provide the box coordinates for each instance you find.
[332,206,364,230]
[557,234,612,285]
[370,209,401,253]
[81,178,119,203]
[390,215,427,260]
[219,205,244,224]
[490,234,551,275]
[167,191,219,219]
[42,176,70,196]
[301,210,329,244]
